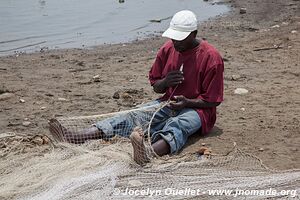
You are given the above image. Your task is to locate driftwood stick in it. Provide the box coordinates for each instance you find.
[253,45,283,51]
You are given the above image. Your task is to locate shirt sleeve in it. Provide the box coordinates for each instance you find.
[149,48,165,86]
[198,62,224,103]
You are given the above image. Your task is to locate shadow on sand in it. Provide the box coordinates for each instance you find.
[184,126,223,148]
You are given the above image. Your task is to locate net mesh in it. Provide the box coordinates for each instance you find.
[48,102,171,164]
[1,105,299,199]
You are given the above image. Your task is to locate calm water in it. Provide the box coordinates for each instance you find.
[0,0,229,55]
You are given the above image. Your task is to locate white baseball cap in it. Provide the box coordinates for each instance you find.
[162,10,198,41]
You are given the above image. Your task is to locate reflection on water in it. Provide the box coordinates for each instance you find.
[0,0,229,56]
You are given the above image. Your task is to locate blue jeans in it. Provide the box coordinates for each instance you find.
[95,101,201,154]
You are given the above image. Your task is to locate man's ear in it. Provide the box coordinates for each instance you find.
[192,30,198,38]
[194,30,198,38]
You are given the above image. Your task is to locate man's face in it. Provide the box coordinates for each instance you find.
[171,32,194,53]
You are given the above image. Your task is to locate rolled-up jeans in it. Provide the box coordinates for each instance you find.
[95,100,201,154]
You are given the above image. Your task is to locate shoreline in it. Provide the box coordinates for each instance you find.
[0,1,230,57]
[0,0,299,170]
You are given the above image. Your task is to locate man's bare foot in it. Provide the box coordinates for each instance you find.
[49,118,67,142]
[49,119,103,144]
[130,127,150,166]
[49,119,85,143]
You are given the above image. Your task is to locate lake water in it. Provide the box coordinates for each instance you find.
[0,0,229,56]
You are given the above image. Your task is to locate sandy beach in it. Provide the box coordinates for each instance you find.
[1,0,299,173]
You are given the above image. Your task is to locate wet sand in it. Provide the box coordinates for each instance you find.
[0,0,299,170]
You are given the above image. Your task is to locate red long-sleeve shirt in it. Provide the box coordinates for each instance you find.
[149,40,224,134]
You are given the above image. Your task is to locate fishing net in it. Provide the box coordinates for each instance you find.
[0,104,299,199]
[0,134,299,200]
[48,101,173,165]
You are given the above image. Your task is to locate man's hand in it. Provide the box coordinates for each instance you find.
[169,96,221,110]
[153,70,184,93]
[168,95,188,110]
[163,70,184,88]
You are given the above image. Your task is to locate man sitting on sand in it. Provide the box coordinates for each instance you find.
[49,10,224,165]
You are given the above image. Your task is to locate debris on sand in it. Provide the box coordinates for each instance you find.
[0,93,14,101]
[0,133,51,158]
[253,44,283,51]
[32,136,44,145]
[196,146,212,156]
[291,30,297,34]
[240,8,247,14]
[231,74,242,81]
[58,97,68,102]
[77,61,85,66]
[22,121,32,127]
[113,91,120,99]
[271,25,280,28]
[92,75,101,82]
[259,147,264,152]
[234,88,249,95]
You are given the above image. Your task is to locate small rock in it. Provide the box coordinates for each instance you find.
[19,98,25,103]
[240,8,247,14]
[271,25,280,28]
[58,97,68,102]
[32,136,44,145]
[201,143,206,146]
[231,74,241,81]
[241,107,246,111]
[255,59,263,63]
[45,93,54,97]
[196,147,209,155]
[24,118,29,121]
[223,57,229,62]
[92,75,101,82]
[0,93,14,101]
[234,88,249,95]
[128,79,134,82]
[22,121,31,127]
[119,0,125,3]
[112,91,120,99]
[291,30,297,34]
[259,148,264,152]
[122,93,133,99]
[77,61,85,66]
[40,106,47,110]
[42,136,50,144]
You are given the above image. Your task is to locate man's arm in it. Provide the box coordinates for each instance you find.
[153,70,184,94]
[153,79,167,94]
[169,95,221,110]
